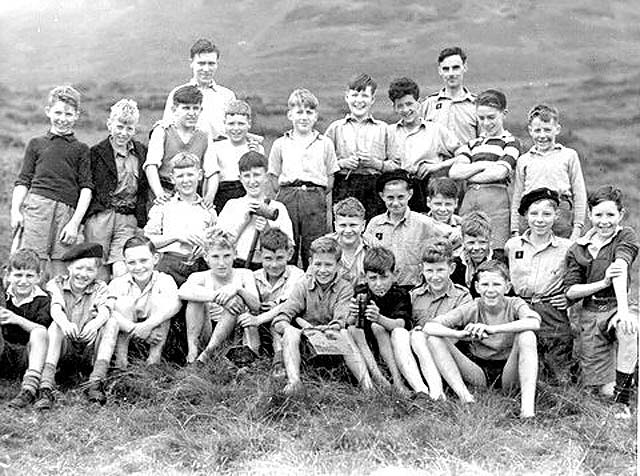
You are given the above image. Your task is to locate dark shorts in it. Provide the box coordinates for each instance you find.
[2,325,31,346]
[457,341,506,388]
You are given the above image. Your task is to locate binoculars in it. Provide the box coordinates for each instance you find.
[354,283,369,329]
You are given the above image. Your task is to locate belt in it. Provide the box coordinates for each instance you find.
[521,293,563,305]
[468,183,508,190]
[112,205,136,215]
[281,181,325,190]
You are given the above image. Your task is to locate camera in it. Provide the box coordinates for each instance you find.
[250,201,279,220]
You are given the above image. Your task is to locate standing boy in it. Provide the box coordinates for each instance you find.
[85,99,149,281]
[268,88,339,268]
[11,86,93,278]
[511,104,587,240]
[1,249,50,408]
[325,73,396,220]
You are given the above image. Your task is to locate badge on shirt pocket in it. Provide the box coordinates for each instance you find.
[436,102,443,110]
[515,251,524,259]
[375,232,383,241]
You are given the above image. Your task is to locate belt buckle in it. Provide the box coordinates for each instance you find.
[300,184,308,191]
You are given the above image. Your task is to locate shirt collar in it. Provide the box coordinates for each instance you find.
[520,229,560,247]
[173,193,206,206]
[528,143,563,156]
[189,77,219,91]
[255,267,291,286]
[394,117,429,132]
[343,113,377,125]
[125,271,158,292]
[479,129,513,141]
[413,279,454,299]
[6,284,47,307]
[61,276,99,295]
[435,87,475,103]
[46,131,76,142]
[109,137,135,156]
[382,208,411,225]
[576,226,623,247]
[307,273,339,291]
[283,129,322,145]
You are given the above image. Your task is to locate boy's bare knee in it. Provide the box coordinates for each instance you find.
[30,326,49,346]
[283,326,301,344]
[516,330,537,351]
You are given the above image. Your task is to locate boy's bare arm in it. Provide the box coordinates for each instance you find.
[0,308,45,333]
[10,185,29,230]
[60,188,92,244]
[448,159,485,180]
[178,279,216,302]
[423,321,469,339]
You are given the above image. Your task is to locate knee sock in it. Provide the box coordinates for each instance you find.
[613,371,634,405]
[21,368,41,395]
[39,363,57,391]
[89,359,109,383]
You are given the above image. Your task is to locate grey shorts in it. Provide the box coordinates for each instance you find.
[84,209,138,264]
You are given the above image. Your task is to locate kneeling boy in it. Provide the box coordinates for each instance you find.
[424,260,540,418]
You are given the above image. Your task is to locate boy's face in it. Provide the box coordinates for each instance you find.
[67,258,99,292]
[589,200,624,241]
[239,167,267,198]
[190,51,219,85]
[225,114,251,144]
[462,234,491,264]
[172,103,202,129]
[172,166,202,197]
[334,215,365,247]
[427,194,457,223]
[206,246,234,279]
[344,86,375,119]
[393,94,420,127]
[477,105,505,137]
[438,54,467,90]
[475,270,509,307]
[46,100,79,136]
[261,248,291,280]
[310,252,339,286]
[526,200,557,237]
[380,180,412,217]
[6,267,40,298]
[107,117,137,148]
[365,269,394,297]
[287,106,317,134]
[123,245,158,286]
[528,117,561,153]
[422,260,455,294]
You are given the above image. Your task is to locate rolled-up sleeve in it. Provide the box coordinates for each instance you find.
[272,280,307,327]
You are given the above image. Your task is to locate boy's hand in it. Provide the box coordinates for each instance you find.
[365,302,382,324]
[347,298,359,320]
[180,233,207,249]
[339,156,359,171]
[237,312,258,328]
[609,312,638,335]
[547,294,568,310]
[147,327,165,345]
[202,195,216,210]
[604,261,626,286]
[255,216,268,232]
[261,301,277,312]
[464,323,490,340]
[226,297,245,316]
[212,284,239,305]
[0,308,17,325]
[10,210,23,231]
[131,322,153,341]
[416,162,432,180]
[569,228,582,242]
[59,220,80,245]
[79,320,100,344]
[153,192,174,206]
[61,321,80,340]
[357,152,377,169]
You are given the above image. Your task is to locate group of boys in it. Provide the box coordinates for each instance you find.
[1,40,637,420]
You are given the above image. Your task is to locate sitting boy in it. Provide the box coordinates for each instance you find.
[35,243,120,409]
[217,151,293,270]
[205,100,265,212]
[145,85,219,203]
[424,260,540,418]
[365,169,453,288]
[271,236,371,395]
[179,230,261,364]
[0,249,50,408]
[347,247,412,395]
[108,235,181,368]
[392,239,471,400]
[504,188,573,385]
[84,98,149,281]
[328,197,370,282]
[451,211,494,296]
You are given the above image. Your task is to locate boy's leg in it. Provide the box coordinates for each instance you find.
[348,326,390,388]
[39,323,66,391]
[501,330,538,418]
[242,326,261,355]
[88,317,120,384]
[271,327,286,377]
[410,330,445,399]
[281,325,303,394]
[371,323,410,394]
[146,320,171,365]
[299,188,328,269]
[391,328,430,394]
[9,327,49,407]
[197,309,237,363]
[277,188,301,266]
[185,302,207,363]
[339,328,373,391]
[112,298,137,369]
[612,317,638,407]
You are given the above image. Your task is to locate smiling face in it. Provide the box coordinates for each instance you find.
[589,200,624,240]
[205,245,234,279]
[239,166,266,199]
[107,117,137,148]
[393,94,421,127]
[171,165,202,197]
[438,54,467,91]
[287,105,317,134]
[475,270,509,308]
[123,245,158,287]
[526,200,557,237]
[528,117,561,153]
[67,258,99,293]
[6,267,40,298]
[427,194,457,224]
[224,113,251,144]
[261,248,291,281]
[46,100,79,136]
[190,51,219,86]
[334,215,365,248]
[173,103,202,129]
[310,252,340,286]
[422,260,454,294]
[345,86,375,120]
[462,234,491,264]
[477,105,505,137]
[380,180,412,218]
[365,269,394,297]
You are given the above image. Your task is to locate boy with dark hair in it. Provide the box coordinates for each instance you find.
[427,177,461,227]
[1,249,51,408]
[11,85,93,278]
[268,88,339,268]
[217,151,293,270]
[329,197,370,282]
[163,38,236,141]
[422,46,478,145]
[511,104,587,240]
[85,99,149,281]
[145,85,219,203]
[326,73,397,220]
[347,246,412,395]
[387,77,461,213]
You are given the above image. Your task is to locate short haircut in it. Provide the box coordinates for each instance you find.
[363,247,396,274]
[173,85,203,106]
[287,88,319,109]
[47,85,81,110]
[122,235,157,255]
[190,38,220,59]
[421,238,454,263]
[206,229,235,251]
[476,89,507,111]
[527,103,560,124]
[238,150,267,173]
[8,248,41,273]
[461,211,492,238]
[259,228,292,252]
[333,197,365,220]
[438,46,467,64]
[171,152,201,171]
[388,77,419,102]
[475,259,509,283]
[588,185,625,211]
[310,236,342,261]
[428,177,458,199]
[347,73,378,95]
[109,98,139,124]
[225,99,252,119]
